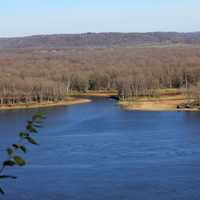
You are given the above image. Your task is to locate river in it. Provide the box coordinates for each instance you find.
[1,97,200,200]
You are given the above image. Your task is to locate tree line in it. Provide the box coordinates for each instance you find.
[0,44,200,104]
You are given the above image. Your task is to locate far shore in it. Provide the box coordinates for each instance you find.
[0,90,116,111]
[118,94,199,112]
[1,89,199,112]
[0,97,91,111]
[70,90,118,97]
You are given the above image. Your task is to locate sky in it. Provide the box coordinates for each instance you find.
[0,0,200,37]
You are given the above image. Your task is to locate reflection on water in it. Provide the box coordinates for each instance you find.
[1,97,200,200]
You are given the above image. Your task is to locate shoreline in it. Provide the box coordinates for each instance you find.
[70,90,118,98]
[118,95,200,112]
[0,90,116,111]
[1,90,199,112]
[0,97,91,111]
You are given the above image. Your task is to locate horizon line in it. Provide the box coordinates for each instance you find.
[1,31,200,39]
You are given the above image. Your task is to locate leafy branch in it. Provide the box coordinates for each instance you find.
[0,112,45,195]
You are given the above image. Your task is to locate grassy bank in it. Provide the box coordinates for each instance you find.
[0,97,91,111]
[119,89,199,111]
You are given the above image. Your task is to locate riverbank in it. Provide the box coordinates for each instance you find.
[119,92,199,111]
[0,97,91,110]
[71,90,118,97]
[0,90,116,111]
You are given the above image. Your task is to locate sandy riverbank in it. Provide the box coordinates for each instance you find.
[0,90,116,111]
[119,95,199,111]
[0,97,91,111]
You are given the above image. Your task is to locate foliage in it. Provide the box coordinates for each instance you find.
[0,112,45,195]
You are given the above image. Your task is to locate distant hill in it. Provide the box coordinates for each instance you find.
[0,32,200,49]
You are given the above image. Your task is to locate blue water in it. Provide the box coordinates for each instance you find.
[1,97,200,200]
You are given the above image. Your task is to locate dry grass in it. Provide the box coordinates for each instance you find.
[119,99,185,111]
[119,91,198,111]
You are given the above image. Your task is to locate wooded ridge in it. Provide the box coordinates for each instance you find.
[1,32,200,49]
[0,32,200,106]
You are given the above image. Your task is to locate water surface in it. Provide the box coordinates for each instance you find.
[1,97,200,200]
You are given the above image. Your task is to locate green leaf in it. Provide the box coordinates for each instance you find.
[6,148,13,156]
[26,123,37,133]
[13,156,26,166]
[32,112,45,121]
[32,115,41,121]
[12,144,19,149]
[3,160,15,167]
[20,146,27,153]
[0,187,5,195]
[26,122,32,130]
[19,132,26,139]
[25,136,38,145]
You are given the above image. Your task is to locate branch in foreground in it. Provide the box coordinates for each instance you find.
[0,112,45,195]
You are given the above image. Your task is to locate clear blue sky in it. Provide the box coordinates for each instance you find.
[0,0,200,37]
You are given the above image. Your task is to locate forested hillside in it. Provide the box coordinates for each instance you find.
[1,32,200,49]
[1,32,200,104]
